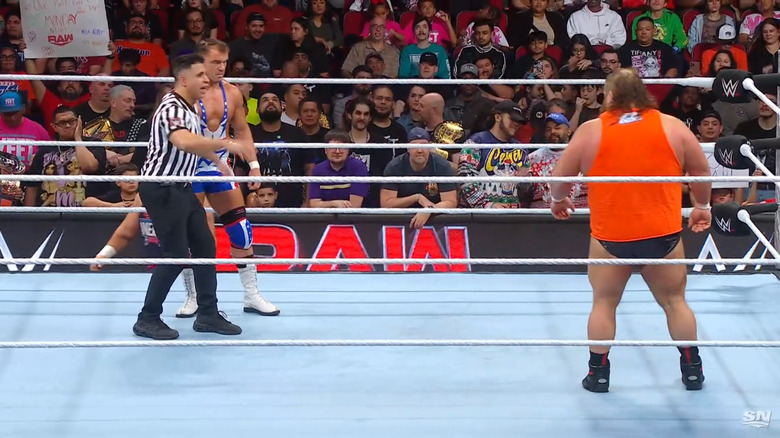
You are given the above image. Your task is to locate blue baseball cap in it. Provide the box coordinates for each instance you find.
[0,91,22,113]
[546,112,569,126]
[409,127,431,142]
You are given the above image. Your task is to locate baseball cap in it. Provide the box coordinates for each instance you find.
[546,112,570,126]
[247,13,266,24]
[717,23,736,42]
[458,63,478,78]
[699,109,722,123]
[365,53,383,63]
[408,127,431,141]
[0,91,23,113]
[493,100,526,123]
[419,52,438,65]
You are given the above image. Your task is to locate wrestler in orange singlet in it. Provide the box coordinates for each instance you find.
[550,69,713,393]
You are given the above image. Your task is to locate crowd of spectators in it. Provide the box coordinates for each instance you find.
[0,0,776,220]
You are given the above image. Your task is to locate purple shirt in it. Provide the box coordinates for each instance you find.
[309,156,369,201]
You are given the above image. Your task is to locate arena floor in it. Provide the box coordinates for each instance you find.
[0,272,778,437]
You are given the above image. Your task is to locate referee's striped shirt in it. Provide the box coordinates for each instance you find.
[142,91,201,177]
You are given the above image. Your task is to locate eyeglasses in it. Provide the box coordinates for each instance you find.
[0,55,16,61]
[54,119,78,127]
[572,47,586,54]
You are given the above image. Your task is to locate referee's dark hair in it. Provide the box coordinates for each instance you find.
[172,54,205,79]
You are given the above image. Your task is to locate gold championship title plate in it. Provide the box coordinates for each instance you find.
[82,117,115,142]
[0,151,25,202]
[432,121,464,160]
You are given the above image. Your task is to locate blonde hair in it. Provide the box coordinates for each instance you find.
[602,68,657,114]
[195,38,229,56]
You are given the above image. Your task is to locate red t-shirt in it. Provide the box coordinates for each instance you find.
[41,90,91,137]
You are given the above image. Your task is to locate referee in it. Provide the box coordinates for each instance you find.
[133,54,254,340]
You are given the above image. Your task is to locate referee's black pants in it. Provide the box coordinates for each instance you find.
[137,182,218,320]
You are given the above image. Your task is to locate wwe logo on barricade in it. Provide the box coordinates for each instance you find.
[718,147,735,167]
[722,79,740,98]
[714,216,732,233]
[743,411,772,429]
[0,229,63,272]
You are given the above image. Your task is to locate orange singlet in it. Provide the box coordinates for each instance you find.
[588,109,683,242]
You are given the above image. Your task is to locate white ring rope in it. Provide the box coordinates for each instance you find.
[0,206,696,216]
[0,74,717,87]
[0,174,774,183]
[0,140,718,150]
[4,257,777,266]
[0,339,774,349]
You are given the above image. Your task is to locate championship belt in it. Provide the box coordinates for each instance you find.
[82,117,115,142]
[432,121,464,159]
[0,151,25,202]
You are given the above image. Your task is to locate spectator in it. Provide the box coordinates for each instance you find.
[734,92,778,201]
[459,101,531,208]
[177,0,219,40]
[401,0,457,47]
[74,76,113,129]
[700,24,748,76]
[24,58,90,138]
[619,17,679,78]
[342,16,401,78]
[570,70,603,131]
[399,17,451,79]
[508,30,549,79]
[23,106,106,207]
[381,127,458,229]
[454,18,507,79]
[365,53,389,77]
[706,48,758,136]
[748,18,780,74]
[0,46,35,106]
[82,163,139,208]
[274,17,331,77]
[308,130,369,208]
[0,8,26,70]
[661,86,702,131]
[344,97,389,207]
[0,91,49,168]
[306,0,344,54]
[528,113,587,208]
[258,0,294,34]
[476,54,514,101]
[245,183,278,208]
[420,92,465,167]
[281,84,308,126]
[566,0,626,48]
[462,2,510,49]
[241,92,314,208]
[446,64,494,138]
[113,0,165,45]
[114,13,170,77]
[599,48,620,75]
[169,8,208,62]
[507,0,567,49]
[333,66,374,129]
[299,97,329,143]
[529,98,568,142]
[369,85,408,148]
[739,0,780,48]
[688,0,736,56]
[103,85,151,171]
[559,33,598,77]
[360,2,405,46]
[395,85,427,133]
[108,49,157,120]
[228,13,277,78]
[632,0,688,52]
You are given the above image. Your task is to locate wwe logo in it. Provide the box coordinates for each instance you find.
[722,79,740,98]
[715,216,732,233]
[718,147,734,166]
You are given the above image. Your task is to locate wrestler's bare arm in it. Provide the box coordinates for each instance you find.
[663,114,712,206]
[550,119,599,200]
[224,81,255,157]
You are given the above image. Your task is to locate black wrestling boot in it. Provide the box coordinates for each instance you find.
[582,360,610,393]
[680,357,704,390]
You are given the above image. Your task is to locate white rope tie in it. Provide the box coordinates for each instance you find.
[0,74,716,87]
[0,174,772,183]
[4,257,778,266]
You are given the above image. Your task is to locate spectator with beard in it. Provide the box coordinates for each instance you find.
[113,0,165,45]
[395,85,427,134]
[475,54,513,101]
[24,57,90,138]
[299,97,328,163]
[344,97,388,207]
[74,75,113,129]
[107,49,157,120]
[399,16,451,79]
[527,113,587,208]
[169,8,208,62]
[598,49,620,75]
[333,66,373,129]
[239,92,315,207]
[369,85,408,154]
[453,19,506,79]
[459,101,532,208]
[308,130,369,208]
[342,16,400,78]
[446,64,493,138]
[114,13,170,77]
[229,13,277,79]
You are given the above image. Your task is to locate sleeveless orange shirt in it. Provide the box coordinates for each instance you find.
[588,109,683,242]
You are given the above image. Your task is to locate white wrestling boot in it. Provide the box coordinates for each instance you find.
[176,268,199,318]
[238,265,280,316]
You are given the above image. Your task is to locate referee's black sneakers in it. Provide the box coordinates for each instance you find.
[133,318,179,340]
[193,311,242,335]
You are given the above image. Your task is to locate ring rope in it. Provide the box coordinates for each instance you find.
[0,140,718,150]
[0,339,774,349]
[5,257,777,266]
[0,206,696,216]
[0,74,716,87]
[0,174,773,183]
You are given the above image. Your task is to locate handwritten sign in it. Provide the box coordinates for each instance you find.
[21,0,109,59]
[707,153,750,189]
